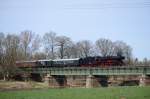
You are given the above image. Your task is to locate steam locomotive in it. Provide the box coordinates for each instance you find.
[16,56,125,68]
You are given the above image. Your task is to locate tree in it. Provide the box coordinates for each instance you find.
[0,33,5,65]
[113,41,132,63]
[64,42,80,58]
[32,52,47,60]
[56,36,71,59]
[96,38,114,56]
[0,33,5,79]
[20,30,33,59]
[43,31,57,59]
[2,34,20,80]
[76,40,93,57]
[143,58,149,66]
[31,34,41,58]
[133,58,139,65]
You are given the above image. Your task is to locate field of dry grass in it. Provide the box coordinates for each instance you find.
[0,81,48,90]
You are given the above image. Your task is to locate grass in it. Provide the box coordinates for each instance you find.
[0,86,150,99]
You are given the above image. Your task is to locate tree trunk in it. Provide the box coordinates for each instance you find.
[60,45,64,59]
[52,46,54,59]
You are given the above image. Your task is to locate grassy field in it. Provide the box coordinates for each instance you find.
[0,87,150,99]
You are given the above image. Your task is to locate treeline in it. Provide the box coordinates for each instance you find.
[0,30,149,80]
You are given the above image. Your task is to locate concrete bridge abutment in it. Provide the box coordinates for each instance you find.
[139,74,150,86]
[86,75,104,88]
[44,74,150,88]
[44,74,67,88]
[86,75,94,88]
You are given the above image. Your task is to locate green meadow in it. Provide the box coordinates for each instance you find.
[0,87,150,99]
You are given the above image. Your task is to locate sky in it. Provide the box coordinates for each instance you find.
[0,0,150,60]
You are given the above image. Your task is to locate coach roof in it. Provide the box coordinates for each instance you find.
[53,58,80,61]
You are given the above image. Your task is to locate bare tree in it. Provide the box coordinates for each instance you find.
[0,33,5,65]
[43,31,57,59]
[56,36,71,59]
[32,52,47,60]
[20,30,33,59]
[143,58,149,66]
[76,40,93,57]
[0,33,5,79]
[2,34,20,80]
[31,34,41,58]
[114,41,132,63]
[64,42,79,58]
[96,38,115,56]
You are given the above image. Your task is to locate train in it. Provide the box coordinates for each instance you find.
[16,56,125,68]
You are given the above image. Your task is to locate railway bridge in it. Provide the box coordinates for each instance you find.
[20,66,150,88]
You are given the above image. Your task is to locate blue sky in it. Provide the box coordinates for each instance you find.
[0,0,150,60]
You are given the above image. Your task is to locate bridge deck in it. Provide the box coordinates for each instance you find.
[20,66,150,75]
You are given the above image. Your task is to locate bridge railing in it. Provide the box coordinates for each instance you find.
[19,66,150,75]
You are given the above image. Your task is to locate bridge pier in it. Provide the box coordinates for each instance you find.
[23,73,30,82]
[139,74,146,86]
[44,74,67,88]
[44,74,51,86]
[66,76,86,87]
[86,75,94,88]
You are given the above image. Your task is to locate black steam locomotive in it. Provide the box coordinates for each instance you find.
[16,56,125,68]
